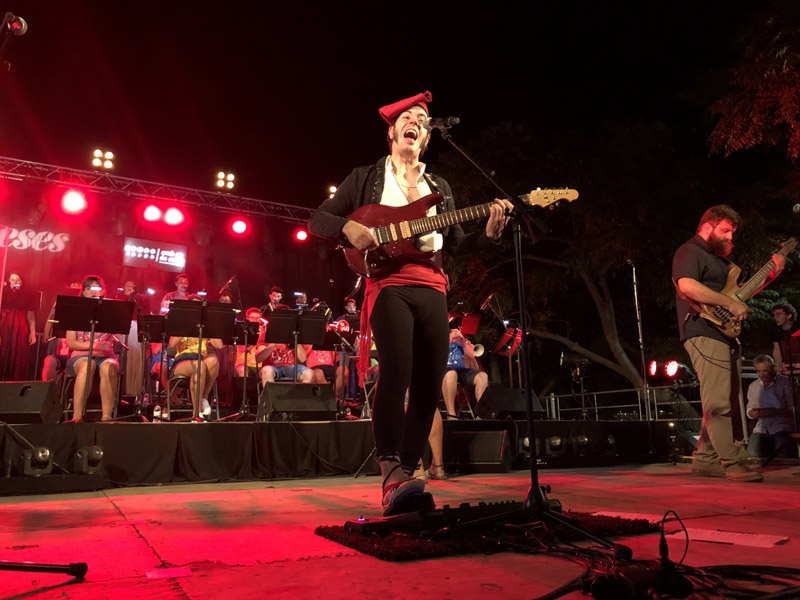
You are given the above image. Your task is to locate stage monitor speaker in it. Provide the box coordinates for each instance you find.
[257,383,337,422]
[0,381,61,424]
[443,430,512,473]
[477,385,544,420]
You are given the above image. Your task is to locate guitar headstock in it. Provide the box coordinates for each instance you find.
[520,188,579,209]
[782,237,798,254]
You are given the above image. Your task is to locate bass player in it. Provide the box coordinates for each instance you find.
[308,91,512,515]
[673,204,785,482]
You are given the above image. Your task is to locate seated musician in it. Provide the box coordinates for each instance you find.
[235,307,273,379]
[167,294,223,419]
[441,327,488,419]
[772,301,799,373]
[65,275,119,422]
[306,347,348,396]
[262,342,314,383]
[41,338,69,382]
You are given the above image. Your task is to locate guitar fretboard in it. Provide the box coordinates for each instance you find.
[407,202,494,236]
[734,244,794,300]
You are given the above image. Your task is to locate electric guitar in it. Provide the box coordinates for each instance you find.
[343,188,579,277]
[684,237,797,338]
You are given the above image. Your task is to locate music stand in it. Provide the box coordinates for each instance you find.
[220,318,262,421]
[263,308,327,383]
[52,296,135,419]
[130,314,166,420]
[492,327,522,388]
[165,300,236,419]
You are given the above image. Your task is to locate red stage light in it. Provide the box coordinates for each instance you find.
[61,190,87,214]
[164,207,184,225]
[295,229,308,241]
[648,360,657,377]
[665,360,679,378]
[143,205,162,221]
[231,219,248,234]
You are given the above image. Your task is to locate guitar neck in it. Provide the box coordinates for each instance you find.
[734,246,790,300]
[409,202,495,236]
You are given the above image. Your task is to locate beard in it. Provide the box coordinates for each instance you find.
[707,233,732,257]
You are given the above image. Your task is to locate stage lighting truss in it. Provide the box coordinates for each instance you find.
[20,446,53,477]
[73,446,104,475]
[0,156,313,223]
[92,149,114,170]
[217,171,235,190]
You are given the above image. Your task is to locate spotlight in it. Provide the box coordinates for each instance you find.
[231,219,248,235]
[217,171,235,190]
[73,445,104,475]
[665,360,679,378]
[295,229,308,242]
[146,288,156,295]
[61,190,87,214]
[22,446,52,476]
[545,435,566,456]
[143,205,162,221]
[571,434,592,456]
[92,149,114,170]
[2,13,28,36]
[164,207,184,225]
[328,185,337,199]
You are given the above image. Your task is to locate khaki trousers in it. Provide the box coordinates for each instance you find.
[684,337,748,466]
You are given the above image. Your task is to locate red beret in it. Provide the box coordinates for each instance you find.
[378,91,432,124]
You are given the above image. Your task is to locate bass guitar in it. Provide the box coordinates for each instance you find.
[683,237,797,338]
[343,188,579,277]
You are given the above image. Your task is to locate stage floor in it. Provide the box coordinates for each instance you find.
[2,462,799,599]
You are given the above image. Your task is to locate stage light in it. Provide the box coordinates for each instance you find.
[61,190,87,214]
[73,445,103,475]
[545,435,566,456]
[3,13,28,36]
[143,205,161,221]
[571,434,592,456]
[328,185,337,199]
[231,219,248,235]
[295,229,308,241]
[665,360,679,378]
[22,446,52,476]
[146,288,155,295]
[92,149,114,169]
[649,360,658,377]
[217,171,235,190]
[164,207,184,225]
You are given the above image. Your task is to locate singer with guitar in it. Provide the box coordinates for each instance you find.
[673,205,786,482]
[308,91,512,516]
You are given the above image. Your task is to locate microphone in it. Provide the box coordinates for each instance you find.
[422,116,460,131]
[480,293,494,311]
[218,275,236,295]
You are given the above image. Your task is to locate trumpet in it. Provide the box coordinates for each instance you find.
[327,320,350,333]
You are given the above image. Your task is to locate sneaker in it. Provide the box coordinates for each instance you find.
[201,399,212,418]
[381,477,426,517]
[691,461,725,478]
[725,463,763,482]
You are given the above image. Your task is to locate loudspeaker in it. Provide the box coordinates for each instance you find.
[443,430,513,473]
[0,381,61,423]
[477,385,544,420]
[256,383,337,421]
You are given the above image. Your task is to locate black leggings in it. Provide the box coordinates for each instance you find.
[369,286,449,471]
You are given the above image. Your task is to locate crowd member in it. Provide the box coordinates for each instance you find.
[0,272,37,381]
[771,301,799,373]
[746,354,797,459]
[673,205,785,481]
[66,275,119,422]
[160,273,190,313]
[442,327,488,419]
[308,91,511,515]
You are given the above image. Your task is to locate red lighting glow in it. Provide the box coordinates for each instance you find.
[61,190,87,214]
[164,207,185,225]
[231,219,248,234]
[665,360,679,378]
[143,205,162,221]
[295,229,308,241]
[648,360,657,377]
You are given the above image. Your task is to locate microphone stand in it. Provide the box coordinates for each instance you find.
[432,128,632,560]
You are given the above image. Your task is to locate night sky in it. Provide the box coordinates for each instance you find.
[0,1,755,210]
